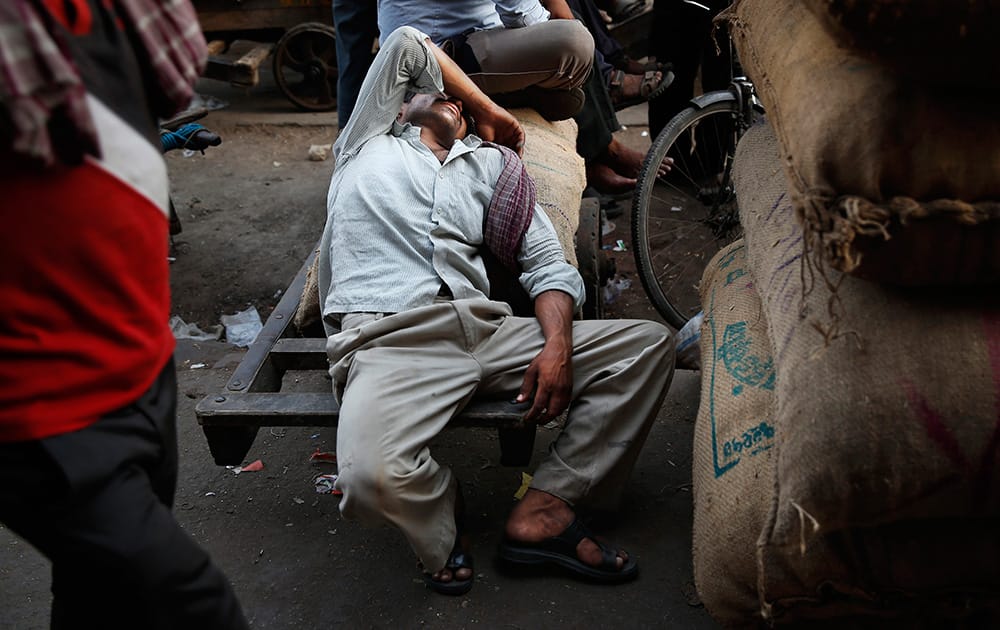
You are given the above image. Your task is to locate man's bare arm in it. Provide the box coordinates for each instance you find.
[516,290,575,423]
[426,39,526,155]
[541,0,575,20]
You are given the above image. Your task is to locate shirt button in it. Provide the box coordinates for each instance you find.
[439,173,445,179]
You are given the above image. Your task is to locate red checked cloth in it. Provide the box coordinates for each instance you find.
[483,142,536,271]
[0,0,207,166]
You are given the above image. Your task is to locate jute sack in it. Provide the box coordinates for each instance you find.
[734,122,1000,623]
[721,0,1000,286]
[512,107,584,268]
[294,109,585,331]
[801,0,1000,89]
[693,239,776,628]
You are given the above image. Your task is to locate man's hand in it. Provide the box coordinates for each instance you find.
[474,103,526,156]
[517,337,573,424]
[516,290,575,423]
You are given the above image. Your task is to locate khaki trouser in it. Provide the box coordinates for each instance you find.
[328,299,674,572]
[463,20,595,121]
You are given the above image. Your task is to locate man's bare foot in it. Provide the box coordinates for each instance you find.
[601,137,646,179]
[586,161,637,195]
[597,137,675,183]
[503,489,628,571]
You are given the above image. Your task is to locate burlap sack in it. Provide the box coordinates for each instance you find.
[295,109,585,331]
[722,0,1000,286]
[693,240,777,628]
[801,0,1000,89]
[734,122,1000,623]
[511,107,584,268]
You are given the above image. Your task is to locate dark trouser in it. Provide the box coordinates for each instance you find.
[0,360,247,630]
[566,0,625,82]
[648,0,732,138]
[333,0,379,129]
[574,56,620,160]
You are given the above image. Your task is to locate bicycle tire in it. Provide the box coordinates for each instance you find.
[631,98,746,329]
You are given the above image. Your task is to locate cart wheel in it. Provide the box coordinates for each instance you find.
[273,22,338,112]
[576,197,607,320]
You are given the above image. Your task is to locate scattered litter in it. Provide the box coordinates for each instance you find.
[170,315,222,342]
[273,289,283,299]
[189,92,228,112]
[670,206,682,212]
[273,161,282,167]
[293,497,305,505]
[309,449,337,464]
[310,433,321,439]
[308,144,333,161]
[167,256,177,263]
[232,459,264,475]
[612,239,627,252]
[327,529,337,535]
[514,472,533,500]
[182,149,196,158]
[269,428,286,438]
[221,306,263,347]
[641,130,649,137]
[314,473,343,495]
[601,219,616,234]
[204,491,217,497]
[190,363,207,369]
[603,276,632,305]
[601,245,614,250]
[675,311,704,370]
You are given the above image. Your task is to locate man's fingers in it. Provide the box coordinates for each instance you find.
[524,396,549,423]
[516,365,538,405]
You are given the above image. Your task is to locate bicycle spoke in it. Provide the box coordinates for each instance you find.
[631,98,748,327]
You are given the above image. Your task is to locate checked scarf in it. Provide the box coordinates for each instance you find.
[0,0,207,166]
[482,141,536,271]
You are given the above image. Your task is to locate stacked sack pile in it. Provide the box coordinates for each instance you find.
[692,0,1000,627]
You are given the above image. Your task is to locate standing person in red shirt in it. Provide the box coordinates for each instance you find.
[0,1,247,627]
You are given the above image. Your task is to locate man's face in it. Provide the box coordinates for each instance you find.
[398,93,469,140]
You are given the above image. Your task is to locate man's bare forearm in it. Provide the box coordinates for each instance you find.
[425,37,525,153]
[534,290,574,352]
[516,290,575,421]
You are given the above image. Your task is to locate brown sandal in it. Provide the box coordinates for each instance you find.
[607,68,674,110]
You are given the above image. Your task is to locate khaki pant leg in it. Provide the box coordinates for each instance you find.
[465,20,594,94]
[330,306,492,572]
[475,317,676,509]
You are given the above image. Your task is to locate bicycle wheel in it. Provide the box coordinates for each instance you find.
[631,98,745,328]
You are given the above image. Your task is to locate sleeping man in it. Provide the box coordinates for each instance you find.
[319,26,676,594]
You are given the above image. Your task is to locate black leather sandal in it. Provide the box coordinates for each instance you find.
[497,517,638,583]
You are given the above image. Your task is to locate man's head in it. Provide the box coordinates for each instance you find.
[398,91,470,144]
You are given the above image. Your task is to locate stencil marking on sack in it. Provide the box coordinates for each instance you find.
[707,246,777,479]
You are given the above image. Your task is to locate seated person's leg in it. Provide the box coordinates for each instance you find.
[570,48,673,194]
[333,329,481,586]
[477,316,676,578]
[463,20,594,120]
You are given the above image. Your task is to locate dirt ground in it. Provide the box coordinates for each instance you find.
[0,73,717,628]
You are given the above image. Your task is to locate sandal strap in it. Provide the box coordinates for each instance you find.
[558,518,624,572]
[446,548,473,571]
